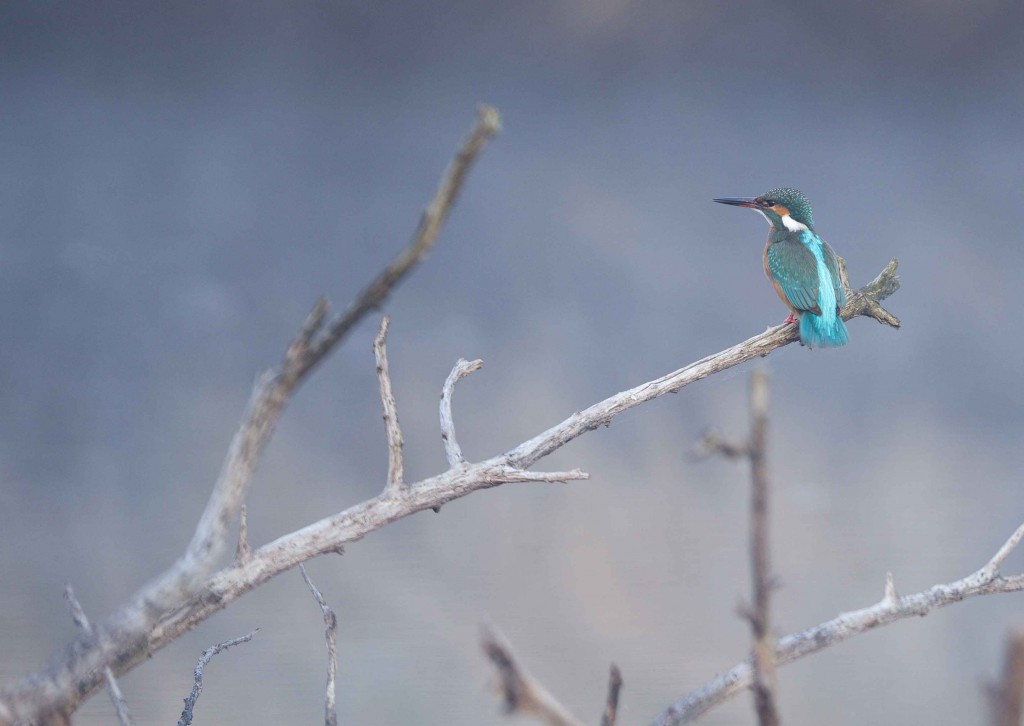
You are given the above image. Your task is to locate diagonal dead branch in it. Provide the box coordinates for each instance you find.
[63,585,132,726]
[374,316,405,494]
[300,565,338,726]
[481,624,586,726]
[176,629,258,726]
[0,260,903,722]
[0,106,501,725]
[440,358,484,466]
[297,105,502,383]
[652,518,1024,725]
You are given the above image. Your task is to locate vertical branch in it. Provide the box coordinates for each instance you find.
[988,628,1024,726]
[374,316,405,494]
[63,585,133,726]
[600,664,623,726]
[300,565,339,726]
[747,370,780,726]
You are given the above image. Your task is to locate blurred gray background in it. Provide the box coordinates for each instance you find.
[1,1,1023,724]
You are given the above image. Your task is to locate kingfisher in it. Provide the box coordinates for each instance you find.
[713,188,849,348]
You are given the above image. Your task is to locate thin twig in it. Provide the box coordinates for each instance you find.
[176,629,258,726]
[987,628,1024,726]
[300,565,338,726]
[440,358,483,466]
[374,316,405,493]
[652,519,1024,725]
[481,624,586,726]
[601,665,624,726]
[63,585,132,726]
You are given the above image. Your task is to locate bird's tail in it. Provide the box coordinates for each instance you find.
[799,312,849,349]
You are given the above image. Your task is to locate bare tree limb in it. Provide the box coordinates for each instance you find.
[63,585,132,726]
[440,358,483,467]
[300,565,338,726]
[481,624,586,726]
[0,106,502,725]
[987,628,1024,726]
[601,665,623,726]
[176,629,258,726]
[651,521,1024,725]
[0,256,901,723]
[374,316,405,494]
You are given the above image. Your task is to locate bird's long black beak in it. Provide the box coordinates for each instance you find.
[713,197,764,209]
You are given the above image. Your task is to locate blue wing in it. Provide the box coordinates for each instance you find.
[766,239,822,314]
[820,238,847,308]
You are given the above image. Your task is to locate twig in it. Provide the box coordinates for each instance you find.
[176,629,258,726]
[481,624,586,726]
[651,520,1024,725]
[440,358,483,466]
[234,504,252,565]
[374,316,405,493]
[63,585,132,726]
[987,628,1024,726]
[300,565,338,726]
[0,106,501,724]
[601,665,623,726]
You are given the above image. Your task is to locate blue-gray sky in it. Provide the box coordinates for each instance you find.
[2,2,1023,724]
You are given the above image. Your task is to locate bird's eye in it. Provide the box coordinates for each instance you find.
[761,199,773,207]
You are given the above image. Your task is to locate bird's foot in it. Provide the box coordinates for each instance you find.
[783,312,799,325]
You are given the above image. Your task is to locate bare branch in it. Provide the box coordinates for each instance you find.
[745,371,780,726]
[374,316,405,493]
[600,665,623,726]
[481,624,586,726]
[0,106,501,724]
[234,504,252,566]
[987,628,1024,726]
[0,252,899,720]
[177,629,258,726]
[63,585,132,726]
[300,565,338,726]
[651,520,1024,725]
[697,372,779,726]
[440,358,483,466]
[297,105,502,382]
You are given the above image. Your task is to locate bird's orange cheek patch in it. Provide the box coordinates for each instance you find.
[770,205,790,217]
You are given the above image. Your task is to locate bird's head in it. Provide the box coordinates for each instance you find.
[714,187,814,232]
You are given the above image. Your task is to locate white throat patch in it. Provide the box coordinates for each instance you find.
[780,214,809,232]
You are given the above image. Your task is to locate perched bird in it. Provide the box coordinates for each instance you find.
[714,188,849,348]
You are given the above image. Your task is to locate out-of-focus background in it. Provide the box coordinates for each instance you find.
[1,2,1022,724]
